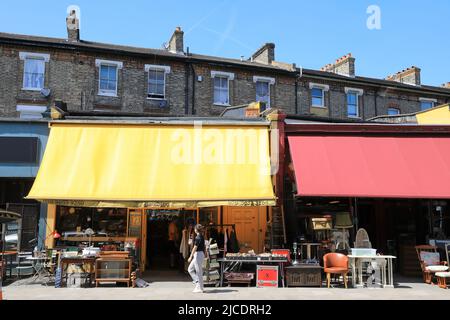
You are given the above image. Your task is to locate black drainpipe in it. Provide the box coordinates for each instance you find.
[184,55,190,115]
[374,88,379,116]
[295,78,298,114]
[190,62,196,115]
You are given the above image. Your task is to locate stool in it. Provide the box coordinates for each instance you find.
[435,272,450,289]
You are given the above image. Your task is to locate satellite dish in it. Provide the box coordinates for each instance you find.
[40,88,51,97]
[162,42,169,50]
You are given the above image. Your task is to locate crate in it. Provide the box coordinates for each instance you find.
[256,265,279,288]
[286,266,322,287]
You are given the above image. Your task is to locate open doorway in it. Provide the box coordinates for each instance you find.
[144,209,196,281]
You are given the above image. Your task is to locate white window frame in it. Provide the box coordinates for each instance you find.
[211,71,235,106]
[253,76,275,109]
[309,83,329,108]
[95,59,123,97]
[345,87,364,118]
[419,97,437,110]
[19,52,50,91]
[145,64,171,100]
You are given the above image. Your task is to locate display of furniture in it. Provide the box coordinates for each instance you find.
[95,254,131,287]
[323,253,349,288]
[60,256,96,287]
[285,264,322,287]
[415,245,448,284]
[348,255,396,288]
[436,272,450,289]
[203,241,220,287]
[218,258,287,287]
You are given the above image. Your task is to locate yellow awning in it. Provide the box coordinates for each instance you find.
[27,122,276,207]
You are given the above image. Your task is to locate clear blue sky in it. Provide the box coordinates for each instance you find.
[1,0,449,86]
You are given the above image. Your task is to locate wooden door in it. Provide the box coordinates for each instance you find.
[127,209,147,271]
[223,207,266,253]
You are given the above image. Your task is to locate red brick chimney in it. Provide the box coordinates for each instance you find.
[66,9,80,42]
[321,53,355,77]
[386,66,421,86]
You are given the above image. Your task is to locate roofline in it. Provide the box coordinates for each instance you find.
[0,117,50,124]
[301,69,450,96]
[368,103,450,121]
[52,117,270,127]
[285,122,450,135]
[0,33,295,76]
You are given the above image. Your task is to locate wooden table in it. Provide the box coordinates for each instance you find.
[348,255,396,288]
[60,257,96,287]
[218,258,288,288]
[285,264,323,287]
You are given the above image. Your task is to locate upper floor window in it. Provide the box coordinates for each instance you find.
[95,59,123,96]
[420,98,437,111]
[345,87,364,118]
[309,83,329,108]
[145,65,171,100]
[254,76,275,109]
[211,71,235,106]
[19,52,50,91]
[388,108,400,115]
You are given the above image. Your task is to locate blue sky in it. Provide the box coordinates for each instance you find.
[1,0,449,86]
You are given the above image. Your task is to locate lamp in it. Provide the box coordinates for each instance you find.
[85,228,95,248]
[46,230,61,240]
[334,212,353,251]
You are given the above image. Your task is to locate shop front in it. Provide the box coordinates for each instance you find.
[0,119,49,256]
[26,120,276,280]
[284,122,450,280]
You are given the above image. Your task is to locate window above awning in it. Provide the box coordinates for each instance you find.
[288,134,450,199]
[27,123,276,208]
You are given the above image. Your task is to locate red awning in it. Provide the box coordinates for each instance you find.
[288,135,450,199]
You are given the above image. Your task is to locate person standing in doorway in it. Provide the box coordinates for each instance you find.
[188,224,206,293]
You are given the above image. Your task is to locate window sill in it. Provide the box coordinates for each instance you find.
[147,97,166,101]
[348,115,361,119]
[311,105,327,109]
[213,103,231,107]
[22,87,43,92]
[98,93,119,98]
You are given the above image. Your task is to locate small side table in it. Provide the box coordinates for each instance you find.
[286,264,322,287]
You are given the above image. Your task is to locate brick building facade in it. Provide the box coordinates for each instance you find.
[1,12,449,119]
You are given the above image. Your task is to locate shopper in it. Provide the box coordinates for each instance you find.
[188,224,206,293]
[168,217,180,268]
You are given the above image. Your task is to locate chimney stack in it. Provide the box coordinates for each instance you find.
[321,53,355,77]
[442,82,450,89]
[168,27,184,54]
[251,43,275,65]
[386,66,421,86]
[66,9,80,42]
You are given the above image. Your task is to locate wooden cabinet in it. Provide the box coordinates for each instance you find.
[95,258,131,287]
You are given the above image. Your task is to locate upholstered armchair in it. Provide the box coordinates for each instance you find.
[323,253,349,288]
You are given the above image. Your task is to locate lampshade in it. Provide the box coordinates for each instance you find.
[53,231,61,239]
[335,212,353,228]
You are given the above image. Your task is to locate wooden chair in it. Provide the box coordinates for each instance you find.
[323,253,349,288]
[415,245,449,284]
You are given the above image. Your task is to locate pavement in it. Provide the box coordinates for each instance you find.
[2,273,449,300]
